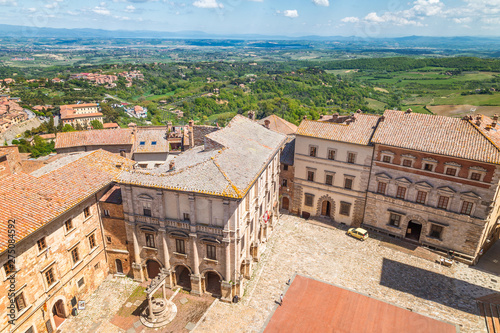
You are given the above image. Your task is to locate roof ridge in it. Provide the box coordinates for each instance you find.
[36,150,97,178]
[466,118,500,153]
[212,157,242,198]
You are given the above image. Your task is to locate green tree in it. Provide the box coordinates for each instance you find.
[90,120,103,129]
[62,124,76,132]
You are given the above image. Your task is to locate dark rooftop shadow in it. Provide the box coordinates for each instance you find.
[380,258,497,315]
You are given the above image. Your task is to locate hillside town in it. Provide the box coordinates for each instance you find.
[1,110,500,333]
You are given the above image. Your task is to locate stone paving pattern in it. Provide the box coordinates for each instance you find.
[196,214,499,333]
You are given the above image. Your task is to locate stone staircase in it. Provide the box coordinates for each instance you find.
[477,294,500,333]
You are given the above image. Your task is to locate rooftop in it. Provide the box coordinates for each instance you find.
[134,128,169,153]
[100,185,122,204]
[281,137,295,166]
[258,114,298,135]
[55,128,133,149]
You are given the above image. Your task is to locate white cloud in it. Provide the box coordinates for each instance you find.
[453,17,471,23]
[114,15,131,20]
[45,2,59,9]
[248,0,263,2]
[341,16,359,23]
[283,9,298,18]
[193,0,223,8]
[125,5,136,12]
[25,7,36,12]
[364,12,385,23]
[0,0,17,5]
[92,5,111,15]
[312,0,329,6]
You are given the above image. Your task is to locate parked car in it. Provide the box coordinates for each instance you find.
[347,228,368,241]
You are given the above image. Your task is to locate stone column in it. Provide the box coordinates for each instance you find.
[189,234,202,295]
[129,222,144,282]
[160,228,173,288]
[148,296,153,319]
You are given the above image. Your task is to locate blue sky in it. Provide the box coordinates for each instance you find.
[1,0,499,36]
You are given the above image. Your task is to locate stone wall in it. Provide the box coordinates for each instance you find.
[193,125,219,147]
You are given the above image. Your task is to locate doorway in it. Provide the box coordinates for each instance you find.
[52,300,66,328]
[115,259,123,274]
[282,197,290,210]
[405,221,423,242]
[321,200,331,217]
[175,265,191,291]
[205,271,222,296]
[146,260,161,279]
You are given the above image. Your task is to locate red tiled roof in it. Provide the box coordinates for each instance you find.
[61,112,103,120]
[372,110,500,164]
[296,114,380,146]
[55,128,133,149]
[258,114,298,135]
[103,122,119,129]
[0,150,134,253]
[61,103,98,109]
[38,133,56,140]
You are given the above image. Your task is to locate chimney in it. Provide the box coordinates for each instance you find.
[379,116,385,122]
[248,111,255,121]
[303,115,307,120]
[169,160,175,171]
[264,119,270,129]
[189,119,194,127]
[405,108,412,114]
[494,114,499,121]
[356,109,362,114]
[493,122,497,128]
[167,121,172,132]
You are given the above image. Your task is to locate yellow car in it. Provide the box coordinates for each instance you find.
[347,228,368,241]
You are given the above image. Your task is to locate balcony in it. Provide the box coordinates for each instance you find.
[165,219,190,230]
[197,224,224,236]
[135,215,160,225]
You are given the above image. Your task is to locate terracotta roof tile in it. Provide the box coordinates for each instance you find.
[134,128,169,153]
[55,128,133,149]
[258,115,298,135]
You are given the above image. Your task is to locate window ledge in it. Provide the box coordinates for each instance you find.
[386,224,401,229]
[45,280,60,293]
[89,245,99,255]
[143,246,157,251]
[65,227,76,237]
[3,270,19,282]
[15,304,32,320]
[72,260,83,270]
[204,258,218,264]
[37,247,50,257]
[173,252,187,258]
[83,214,93,223]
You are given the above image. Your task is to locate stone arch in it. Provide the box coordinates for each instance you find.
[146,259,163,279]
[316,195,336,220]
[203,270,222,297]
[403,214,427,228]
[49,295,68,330]
[174,264,192,291]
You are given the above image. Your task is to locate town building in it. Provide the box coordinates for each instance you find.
[363,110,500,264]
[103,122,120,129]
[0,150,134,333]
[0,146,22,179]
[133,127,169,169]
[60,103,104,128]
[114,115,287,302]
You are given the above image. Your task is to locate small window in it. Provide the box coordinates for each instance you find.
[344,177,353,190]
[15,292,26,312]
[376,182,387,195]
[309,146,317,157]
[325,174,333,185]
[304,194,314,207]
[207,244,216,260]
[283,165,289,171]
[151,141,157,145]
[437,196,449,210]
[145,233,155,248]
[396,186,406,200]
[37,237,47,252]
[176,239,186,254]
[416,191,427,204]
[77,277,85,288]
[139,141,145,145]
[389,213,401,227]
[65,219,73,232]
[429,224,443,239]
[347,153,356,164]
[445,168,457,176]
[402,159,412,167]
[4,261,14,275]
[307,171,315,182]
[94,262,100,270]
[71,247,80,264]
[282,179,288,187]
[143,208,152,217]
[339,202,351,216]
[88,234,96,249]
[106,236,112,243]
[470,172,482,181]
[382,155,391,163]
[103,209,110,217]
[461,201,474,215]
[424,163,434,171]
[183,213,190,221]
[84,207,91,218]
[328,149,336,160]
[45,267,55,286]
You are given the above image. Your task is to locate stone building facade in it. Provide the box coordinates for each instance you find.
[60,103,104,128]
[280,138,295,213]
[293,114,379,226]
[115,115,287,302]
[0,150,134,333]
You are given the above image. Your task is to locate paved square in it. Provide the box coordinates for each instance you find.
[195,214,499,333]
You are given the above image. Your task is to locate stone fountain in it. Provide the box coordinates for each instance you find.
[140,268,177,328]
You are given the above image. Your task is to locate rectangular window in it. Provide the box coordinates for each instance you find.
[307,171,315,182]
[3,261,14,275]
[429,225,443,239]
[88,234,96,249]
[145,233,155,248]
[206,244,216,260]
[106,236,112,243]
[416,191,427,204]
[437,196,449,210]
[151,141,157,145]
[328,149,336,160]
[304,194,314,207]
[15,293,26,312]
[176,239,186,254]
[282,179,288,187]
[45,267,55,286]
[94,262,100,270]
[376,182,387,195]
[344,177,353,190]
[325,174,333,185]
[71,247,80,264]
[470,172,481,181]
[396,186,406,200]
[461,201,474,215]
[143,207,152,217]
[382,155,391,163]
[283,165,288,171]
[37,237,47,252]
[309,146,317,157]
[340,202,351,216]
[65,219,73,232]
[389,213,401,227]
[402,159,413,167]
[445,168,457,176]
[183,213,190,221]
[77,277,85,288]
[424,163,434,171]
[347,153,356,164]
[84,207,91,218]
[103,209,110,217]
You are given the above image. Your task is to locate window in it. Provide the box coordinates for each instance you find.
[307,171,315,182]
[416,191,427,204]
[340,202,351,216]
[45,267,55,286]
[437,196,449,210]
[206,244,216,260]
[145,233,155,248]
[389,213,401,227]
[470,172,482,181]
[77,277,85,288]
[382,155,391,163]
[4,261,14,275]
[151,141,157,145]
[424,163,434,171]
[283,165,288,171]
[309,146,317,157]
[282,179,288,187]
[183,213,190,221]
[84,206,91,218]
[143,207,152,217]
[445,168,457,176]
[103,209,110,217]
[461,201,474,215]
[65,219,73,232]
[37,237,47,252]
[176,239,186,254]
[376,182,387,195]
[71,247,80,264]
[139,141,145,145]
[88,234,96,249]
[325,174,334,186]
[429,225,443,239]
[347,153,356,164]
[396,186,406,200]
[15,293,26,312]
[344,177,353,190]
[106,236,112,243]
[328,149,336,160]
[304,194,314,207]
[402,159,413,167]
